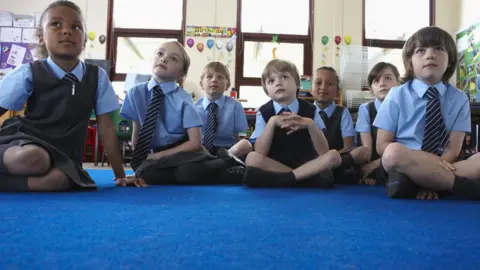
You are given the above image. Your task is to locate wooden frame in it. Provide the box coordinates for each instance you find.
[362,0,435,49]
[105,0,187,82]
[234,0,314,97]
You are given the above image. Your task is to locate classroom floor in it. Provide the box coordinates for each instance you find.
[0,169,479,269]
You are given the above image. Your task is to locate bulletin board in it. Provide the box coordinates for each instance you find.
[0,11,39,80]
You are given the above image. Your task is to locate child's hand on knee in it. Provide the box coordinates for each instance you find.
[438,160,456,172]
[115,175,148,188]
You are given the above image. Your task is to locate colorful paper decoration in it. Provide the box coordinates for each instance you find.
[186,38,194,48]
[321,35,329,45]
[272,35,279,44]
[272,47,278,59]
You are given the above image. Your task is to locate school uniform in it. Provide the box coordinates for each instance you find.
[247,98,332,187]
[373,79,471,196]
[121,79,242,185]
[0,57,120,190]
[355,99,382,184]
[195,95,249,154]
[314,102,355,151]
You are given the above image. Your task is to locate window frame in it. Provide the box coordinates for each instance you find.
[234,0,314,97]
[106,0,187,82]
[362,0,436,49]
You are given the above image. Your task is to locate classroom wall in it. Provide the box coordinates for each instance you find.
[2,0,463,96]
[459,0,480,30]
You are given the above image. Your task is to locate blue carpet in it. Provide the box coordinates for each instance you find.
[0,169,479,269]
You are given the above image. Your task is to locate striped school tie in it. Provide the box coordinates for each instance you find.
[203,102,218,153]
[131,85,164,170]
[63,72,80,84]
[319,110,329,124]
[63,73,79,95]
[277,107,291,115]
[421,87,449,155]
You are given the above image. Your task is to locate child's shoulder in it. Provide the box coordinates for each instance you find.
[223,95,243,107]
[446,84,469,104]
[126,81,149,95]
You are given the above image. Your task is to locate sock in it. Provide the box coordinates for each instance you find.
[452,175,480,200]
[385,170,420,198]
[298,170,334,189]
[338,152,356,171]
[243,167,296,187]
[0,174,29,192]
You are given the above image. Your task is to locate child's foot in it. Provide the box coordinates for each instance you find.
[358,177,376,186]
[243,167,295,187]
[416,190,439,200]
[218,166,245,184]
[217,148,245,168]
[385,171,421,198]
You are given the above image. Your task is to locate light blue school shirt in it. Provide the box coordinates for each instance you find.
[120,79,203,147]
[0,57,119,115]
[195,95,249,148]
[314,102,355,138]
[355,99,382,133]
[250,99,326,140]
[373,79,471,150]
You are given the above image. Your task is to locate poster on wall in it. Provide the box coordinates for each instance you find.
[186,26,236,38]
[456,21,480,101]
[0,43,37,79]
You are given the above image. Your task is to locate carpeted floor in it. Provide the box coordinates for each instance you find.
[0,169,479,269]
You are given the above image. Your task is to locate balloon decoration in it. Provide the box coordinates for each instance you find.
[334,36,341,45]
[88,32,96,41]
[344,35,352,45]
[226,41,233,52]
[186,38,194,48]
[206,39,214,49]
[99,35,106,44]
[216,40,223,49]
[197,42,204,52]
[334,35,341,57]
[272,47,278,59]
[321,35,329,45]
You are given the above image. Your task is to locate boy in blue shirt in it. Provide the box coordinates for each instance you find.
[243,59,341,187]
[195,61,252,159]
[310,66,357,183]
[374,26,480,200]
[0,0,132,191]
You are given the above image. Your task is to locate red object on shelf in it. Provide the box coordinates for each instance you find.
[83,126,103,162]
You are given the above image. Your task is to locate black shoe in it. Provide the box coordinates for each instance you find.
[218,166,245,184]
[385,170,421,198]
[216,148,245,168]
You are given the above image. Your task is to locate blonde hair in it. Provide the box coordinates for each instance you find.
[200,61,231,88]
[155,41,190,86]
[35,0,87,59]
[261,59,301,94]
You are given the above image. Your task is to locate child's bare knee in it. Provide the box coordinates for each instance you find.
[245,151,263,167]
[239,139,253,152]
[5,145,51,175]
[382,143,407,171]
[324,150,342,167]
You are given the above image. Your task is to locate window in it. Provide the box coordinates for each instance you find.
[236,0,313,108]
[363,0,434,48]
[106,0,186,97]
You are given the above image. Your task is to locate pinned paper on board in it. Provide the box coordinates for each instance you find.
[34,13,42,27]
[0,27,22,42]
[6,44,27,67]
[13,15,35,28]
[30,48,38,61]
[0,68,12,80]
[0,12,13,27]
[22,28,36,43]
